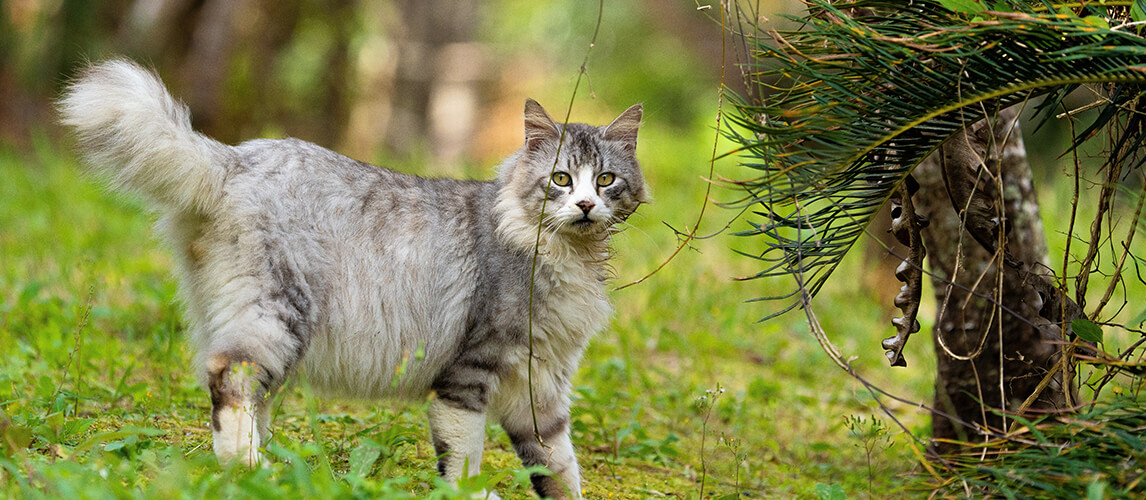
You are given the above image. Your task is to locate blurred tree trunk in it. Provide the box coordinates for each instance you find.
[388,0,483,167]
[913,107,1071,452]
[317,0,354,149]
[180,0,245,142]
[247,0,302,137]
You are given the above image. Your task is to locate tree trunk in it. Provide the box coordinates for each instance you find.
[387,0,483,168]
[913,107,1072,452]
[180,0,245,142]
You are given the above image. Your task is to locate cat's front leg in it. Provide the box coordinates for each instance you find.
[496,377,582,500]
[429,380,501,499]
[428,398,488,481]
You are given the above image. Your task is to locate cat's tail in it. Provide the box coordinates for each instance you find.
[58,59,232,214]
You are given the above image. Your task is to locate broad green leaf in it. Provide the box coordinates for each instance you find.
[62,418,94,440]
[1130,308,1146,328]
[815,482,847,500]
[103,440,126,452]
[938,0,985,13]
[348,442,381,478]
[0,420,33,454]
[1082,16,1111,31]
[1088,479,1107,500]
[1072,318,1104,343]
[1134,0,1146,23]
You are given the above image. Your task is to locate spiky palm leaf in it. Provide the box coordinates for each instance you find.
[729,0,1146,319]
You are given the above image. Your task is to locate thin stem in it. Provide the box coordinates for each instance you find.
[614,0,730,291]
[526,0,605,445]
[1092,141,1146,320]
[1075,137,1124,311]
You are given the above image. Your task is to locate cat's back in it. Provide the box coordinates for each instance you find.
[231,138,477,202]
[220,138,489,238]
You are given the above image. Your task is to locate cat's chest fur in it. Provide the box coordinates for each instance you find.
[526,257,612,364]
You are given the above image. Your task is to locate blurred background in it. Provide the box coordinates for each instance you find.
[0,0,794,170]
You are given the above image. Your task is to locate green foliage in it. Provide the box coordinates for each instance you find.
[937,0,987,14]
[1131,308,1146,329]
[815,482,848,500]
[929,395,1146,498]
[1072,318,1105,343]
[726,0,1146,318]
[1133,0,1146,23]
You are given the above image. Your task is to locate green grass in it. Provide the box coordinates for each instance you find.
[926,396,1146,499]
[0,126,932,499]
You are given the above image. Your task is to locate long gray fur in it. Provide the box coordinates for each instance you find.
[58,58,647,500]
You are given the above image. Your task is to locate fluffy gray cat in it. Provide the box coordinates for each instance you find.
[58,59,647,499]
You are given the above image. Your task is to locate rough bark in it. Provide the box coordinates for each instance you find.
[913,107,1071,452]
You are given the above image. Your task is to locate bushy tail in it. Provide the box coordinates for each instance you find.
[58,59,232,214]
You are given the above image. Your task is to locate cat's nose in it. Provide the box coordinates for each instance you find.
[575,200,595,215]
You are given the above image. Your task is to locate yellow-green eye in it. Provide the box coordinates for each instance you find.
[551,172,572,186]
[596,172,615,187]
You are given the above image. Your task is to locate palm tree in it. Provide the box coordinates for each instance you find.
[726,0,1146,452]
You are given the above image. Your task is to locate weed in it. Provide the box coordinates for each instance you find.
[695,384,724,499]
[815,482,847,500]
[844,414,894,497]
[720,433,747,497]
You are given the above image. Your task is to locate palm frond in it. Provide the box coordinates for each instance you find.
[729,0,1146,315]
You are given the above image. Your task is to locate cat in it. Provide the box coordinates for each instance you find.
[58,59,647,499]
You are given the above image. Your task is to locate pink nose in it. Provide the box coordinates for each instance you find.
[575,200,595,215]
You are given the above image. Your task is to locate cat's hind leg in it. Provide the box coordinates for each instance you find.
[202,311,304,467]
[206,354,267,467]
[428,398,489,480]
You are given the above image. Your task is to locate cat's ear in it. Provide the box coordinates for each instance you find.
[524,98,560,150]
[603,103,642,154]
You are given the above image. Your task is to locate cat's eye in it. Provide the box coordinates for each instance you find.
[596,172,616,187]
[551,172,572,187]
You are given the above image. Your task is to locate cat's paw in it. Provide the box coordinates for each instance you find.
[214,443,263,468]
[213,403,262,467]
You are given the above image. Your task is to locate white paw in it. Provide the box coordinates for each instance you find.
[213,403,262,467]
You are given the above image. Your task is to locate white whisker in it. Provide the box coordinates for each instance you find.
[610,219,657,248]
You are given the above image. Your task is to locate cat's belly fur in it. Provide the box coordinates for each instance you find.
[295,235,478,400]
[300,322,457,400]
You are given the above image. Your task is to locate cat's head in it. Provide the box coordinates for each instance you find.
[496,99,649,255]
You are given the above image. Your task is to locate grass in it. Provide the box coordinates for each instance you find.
[926,396,1146,499]
[0,124,934,499]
